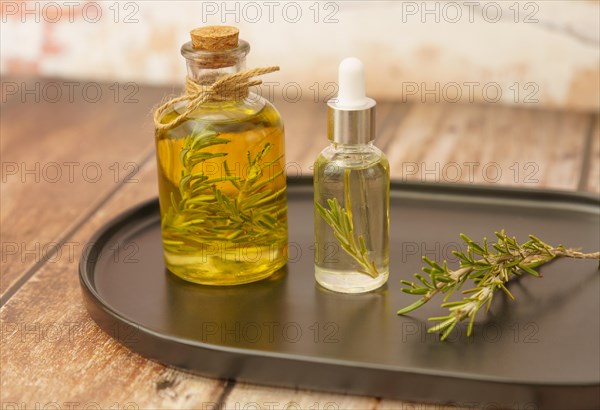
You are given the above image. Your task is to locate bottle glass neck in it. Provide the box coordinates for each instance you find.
[332,142,374,152]
[181,40,249,85]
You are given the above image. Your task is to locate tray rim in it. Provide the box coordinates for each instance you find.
[79,178,600,400]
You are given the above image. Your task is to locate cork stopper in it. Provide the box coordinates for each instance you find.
[191,26,239,51]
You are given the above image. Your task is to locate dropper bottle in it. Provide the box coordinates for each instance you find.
[314,57,390,293]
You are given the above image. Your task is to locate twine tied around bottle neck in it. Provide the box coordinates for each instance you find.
[153,66,279,132]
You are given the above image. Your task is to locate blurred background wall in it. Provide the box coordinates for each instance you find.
[1,0,599,111]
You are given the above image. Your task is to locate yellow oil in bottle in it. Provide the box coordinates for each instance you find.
[155,99,287,285]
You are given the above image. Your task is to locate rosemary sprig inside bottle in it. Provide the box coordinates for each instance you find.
[315,169,380,278]
[397,231,600,341]
[161,129,286,255]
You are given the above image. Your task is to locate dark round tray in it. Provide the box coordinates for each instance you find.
[79,177,600,408]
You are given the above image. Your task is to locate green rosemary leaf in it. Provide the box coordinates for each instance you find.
[504,259,521,268]
[187,152,228,164]
[499,283,515,300]
[250,186,286,208]
[254,142,273,163]
[518,263,541,277]
[223,160,241,189]
[179,148,189,165]
[246,168,285,194]
[428,315,452,322]
[261,153,285,170]
[402,288,429,295]
[263,213,278,223]
[441,321,458,341]
[179,218,206,227]
[415,274,433,289]
[422,267,437,276]
[355,234,366,252]
[162,239,185,246]
[326,198,337,211]
[241,191,270,209]
[422,256,438,269]
[396,298,427,315]
[440,301,466,308]
[442,286,456,302]
[428,318,455,333]
[170,192,179,212]
[203,176,240,185]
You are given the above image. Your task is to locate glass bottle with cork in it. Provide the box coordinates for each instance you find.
[154,26,288,285]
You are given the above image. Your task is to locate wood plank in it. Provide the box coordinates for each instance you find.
[222,383,378,409]
[385,103,590,189]
[0,160,227,408]
[380,401,468,409]
[586,116,600,193]
[0,78,169,298]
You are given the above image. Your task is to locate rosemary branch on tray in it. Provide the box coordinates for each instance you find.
[397,230,600,341]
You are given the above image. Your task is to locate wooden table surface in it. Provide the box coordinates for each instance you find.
[1,78,599,409]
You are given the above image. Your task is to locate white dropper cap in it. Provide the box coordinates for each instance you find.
[337,57,370,108]
[327,57,376,143]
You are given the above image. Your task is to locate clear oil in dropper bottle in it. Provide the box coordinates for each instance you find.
[313,57,390,293]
